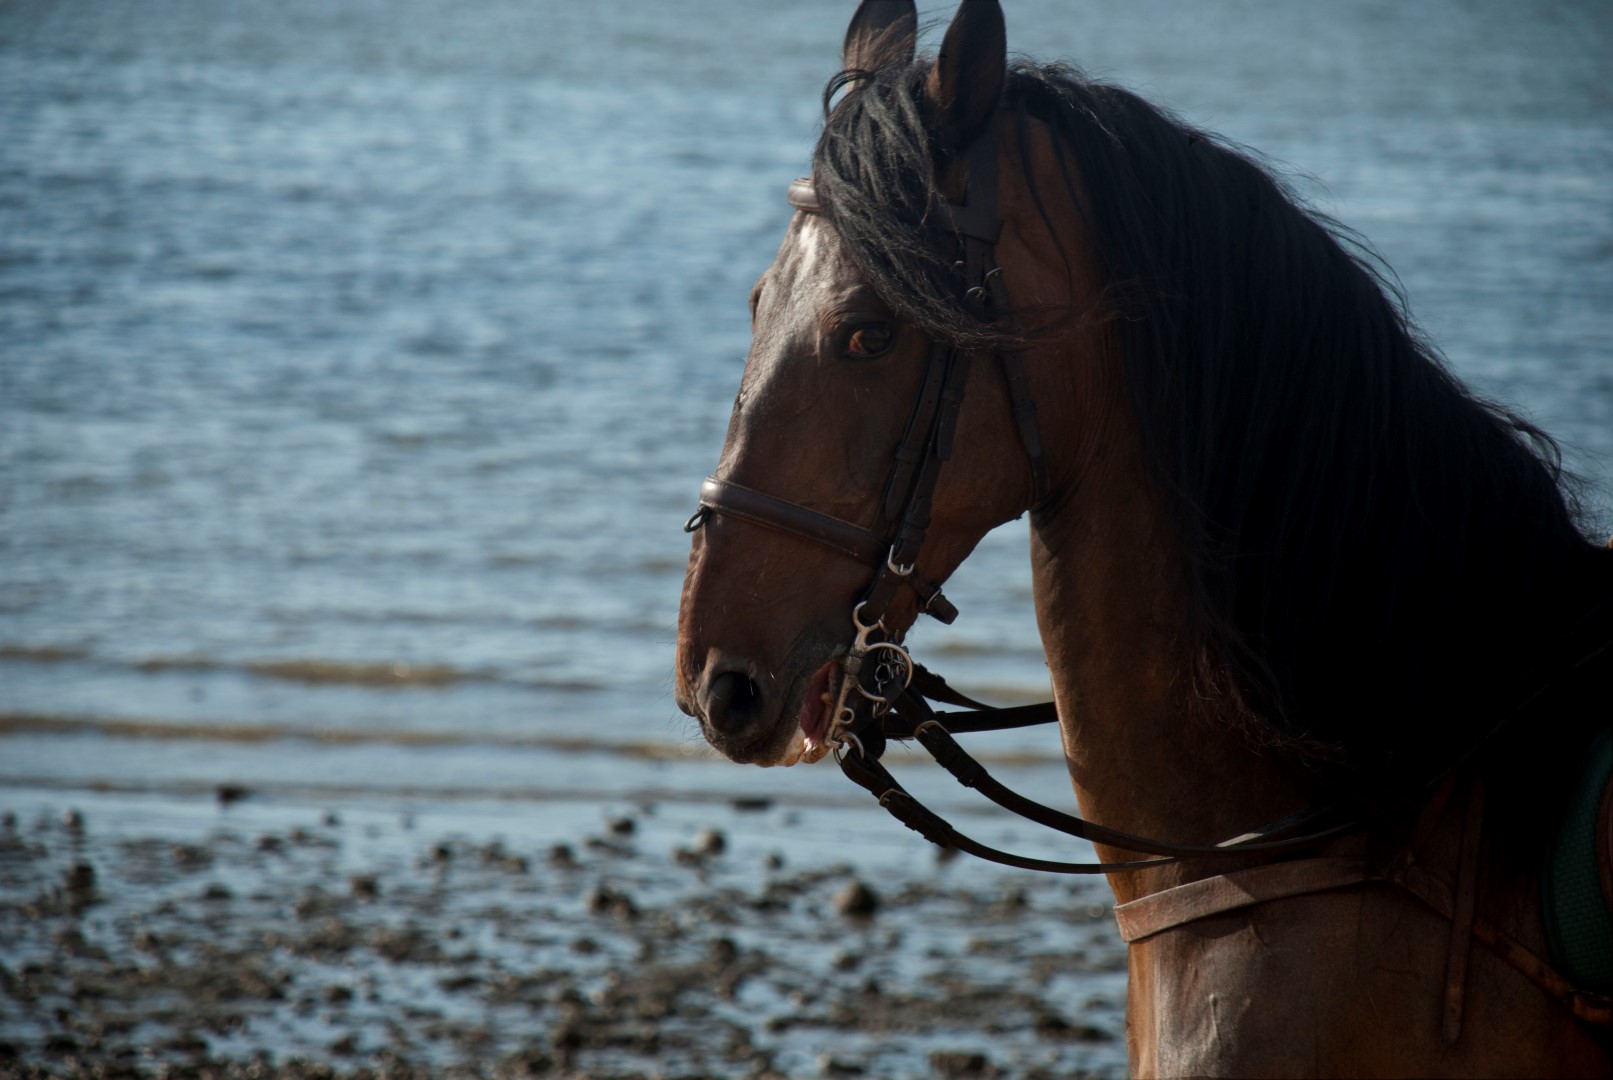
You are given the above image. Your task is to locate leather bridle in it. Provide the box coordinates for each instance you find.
[685,119,1359,876]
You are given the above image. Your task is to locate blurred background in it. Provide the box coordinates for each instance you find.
[0,0,1609,1073]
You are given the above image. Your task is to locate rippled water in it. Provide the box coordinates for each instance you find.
[1,0,1610,935]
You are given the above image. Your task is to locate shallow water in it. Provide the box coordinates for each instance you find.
[1,0,1610,1072]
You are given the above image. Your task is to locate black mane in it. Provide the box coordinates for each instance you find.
[813,58,1610,793]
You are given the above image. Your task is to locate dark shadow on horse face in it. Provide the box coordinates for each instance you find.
[675,207,1031,766]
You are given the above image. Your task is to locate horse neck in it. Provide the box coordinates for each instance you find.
[1027,396,1308,905]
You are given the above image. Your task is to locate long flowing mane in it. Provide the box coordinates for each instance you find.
[813,57,1608,794]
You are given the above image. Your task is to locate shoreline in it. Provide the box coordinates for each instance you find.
[0,786,1129,1079]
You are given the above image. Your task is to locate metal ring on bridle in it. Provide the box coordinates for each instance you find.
[683,507,709,532]
[833,730,867,762]
[886,551,915,576]
[852,601,882,633]
[853,641,914,705]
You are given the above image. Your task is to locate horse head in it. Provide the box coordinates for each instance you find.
[674,0,1094,766]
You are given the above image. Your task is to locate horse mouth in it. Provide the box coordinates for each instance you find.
[734,656,841,768]
[794,656,841,764]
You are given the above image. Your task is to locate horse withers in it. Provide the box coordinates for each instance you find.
[675,1,1613,1074]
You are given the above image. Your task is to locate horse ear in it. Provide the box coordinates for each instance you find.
[842,0,917,73]
[924,0,1006,154]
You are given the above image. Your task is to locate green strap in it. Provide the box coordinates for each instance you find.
[1542,727,1613,994]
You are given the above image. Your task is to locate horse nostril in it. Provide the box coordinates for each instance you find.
[705,670,765,736]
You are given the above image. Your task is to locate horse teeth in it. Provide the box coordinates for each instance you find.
[777,727,806,767]
[799,734,832,765]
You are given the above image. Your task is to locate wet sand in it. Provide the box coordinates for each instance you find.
[0,788,1129,1079]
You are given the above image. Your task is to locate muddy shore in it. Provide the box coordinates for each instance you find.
[0,788,1129,1079]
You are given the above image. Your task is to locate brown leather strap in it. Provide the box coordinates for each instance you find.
[999,350,1049,502]
[1111,853,1613,1029]
[878,341,951,527]
[1442,778,1487,1044]
[699,477,883,563]
[1388,862,1613,1028]
[1114,857,1372,943]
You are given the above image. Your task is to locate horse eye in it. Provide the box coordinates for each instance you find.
[841,322,895,359]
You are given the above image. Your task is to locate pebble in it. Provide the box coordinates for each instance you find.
[832,879,879,917]
[820,1054,866,1076]
[607,816,636,836]
[349,874,380,901]
[708,936,739,969]
[584,835,634,856]
[692,828,726,857]
[995,886,1029,912]
[1035,1013,1115,1042]
[584,884,637,919]
[62,862,95,895]
[170,843,210,867]
[929,1050,999,1078]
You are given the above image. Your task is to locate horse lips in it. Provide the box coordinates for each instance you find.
[797,657,838,764]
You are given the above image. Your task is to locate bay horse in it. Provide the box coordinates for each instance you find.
[675,1,1613,1074]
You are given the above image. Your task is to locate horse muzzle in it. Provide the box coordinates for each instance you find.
[683,656,808,766]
